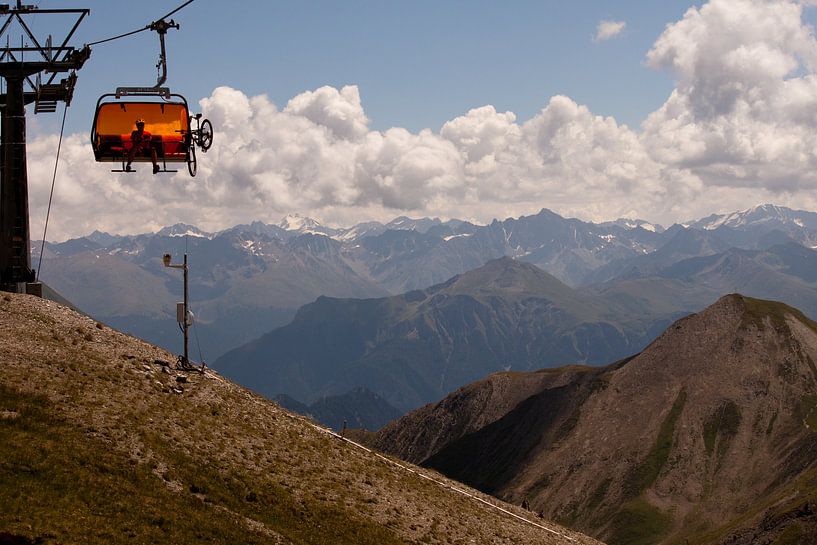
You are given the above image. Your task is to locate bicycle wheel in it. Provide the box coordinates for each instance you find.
[199,119,213,151]
[187,143,197,177]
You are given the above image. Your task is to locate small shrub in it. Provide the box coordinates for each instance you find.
[773,522,803,545]
[624,390,686,498]
[802,396,817,432]
[189,483,207,494]
[703,400,741,457]
[609,498,672,545]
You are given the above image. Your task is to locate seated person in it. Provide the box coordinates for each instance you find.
[126,118,160,174]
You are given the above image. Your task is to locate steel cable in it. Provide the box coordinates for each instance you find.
[36,102,68,282]
[86,0,196,47]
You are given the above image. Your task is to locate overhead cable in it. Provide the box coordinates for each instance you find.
[86,0,196,47]
[36,102,69,282]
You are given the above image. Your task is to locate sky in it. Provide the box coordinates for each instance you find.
[15,0,817,239]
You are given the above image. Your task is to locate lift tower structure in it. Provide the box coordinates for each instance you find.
[0,2,89,294]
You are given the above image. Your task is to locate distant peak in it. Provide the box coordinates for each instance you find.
[692,204,806,231]
[278,214,323,231]
[384,216,442,233]
[748,203,782,213]
[707,294,817,334]
[444,257,570,298]
[602,217,664,233]
[157,223,212,239]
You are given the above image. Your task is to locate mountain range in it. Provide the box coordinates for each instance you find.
[373,294,817,545]
[216,238,817,427]
[37,204,817,363]
[14,205,817,544]
[214,257,685,417]
[36,204,817,429]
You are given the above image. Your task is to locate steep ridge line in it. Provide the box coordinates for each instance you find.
[204,370,582,543]
[374,294,817,545]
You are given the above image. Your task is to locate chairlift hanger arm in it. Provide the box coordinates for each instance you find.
[81,0,196,88]
[149,18,179,88]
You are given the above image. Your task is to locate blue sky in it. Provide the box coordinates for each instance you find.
[20,0,817,239]
[34,1,702,135]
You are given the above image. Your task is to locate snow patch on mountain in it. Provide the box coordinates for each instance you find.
[385,216,442,233]
[695,204,800,230]
[278,214,323,232]
[334,222,387,242]
[157,223,213,239]
[601,218,663,233]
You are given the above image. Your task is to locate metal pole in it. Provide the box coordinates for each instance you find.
[0,76,33,293]
[183,252,189,365]
[0,6,90,296]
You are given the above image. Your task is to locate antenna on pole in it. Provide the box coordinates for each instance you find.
[0,4,90,295]
[163,252,202,373]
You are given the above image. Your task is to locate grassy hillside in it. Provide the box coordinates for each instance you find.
[0,293,598,545]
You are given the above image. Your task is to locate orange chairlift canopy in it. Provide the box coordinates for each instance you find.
[95,101,189,140]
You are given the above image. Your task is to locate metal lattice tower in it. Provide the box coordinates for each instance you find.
[0,2,89,294]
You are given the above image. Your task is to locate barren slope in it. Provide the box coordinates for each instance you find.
[0,293,599,545]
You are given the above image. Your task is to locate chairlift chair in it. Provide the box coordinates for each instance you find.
[91,89,212,177]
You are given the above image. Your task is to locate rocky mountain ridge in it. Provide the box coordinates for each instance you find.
[373,294,817,545]
[36,204,817,361]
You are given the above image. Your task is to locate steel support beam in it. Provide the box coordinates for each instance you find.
[0,4,89,294]
[0,76,32,292]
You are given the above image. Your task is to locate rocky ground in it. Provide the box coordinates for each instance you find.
[0,292,602,545]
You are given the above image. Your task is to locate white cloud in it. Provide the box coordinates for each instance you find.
[595,20,626,42]
[284,85,370,141]
[643,0,817,192]
[29,88,693,240]
[26,0,817,241]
